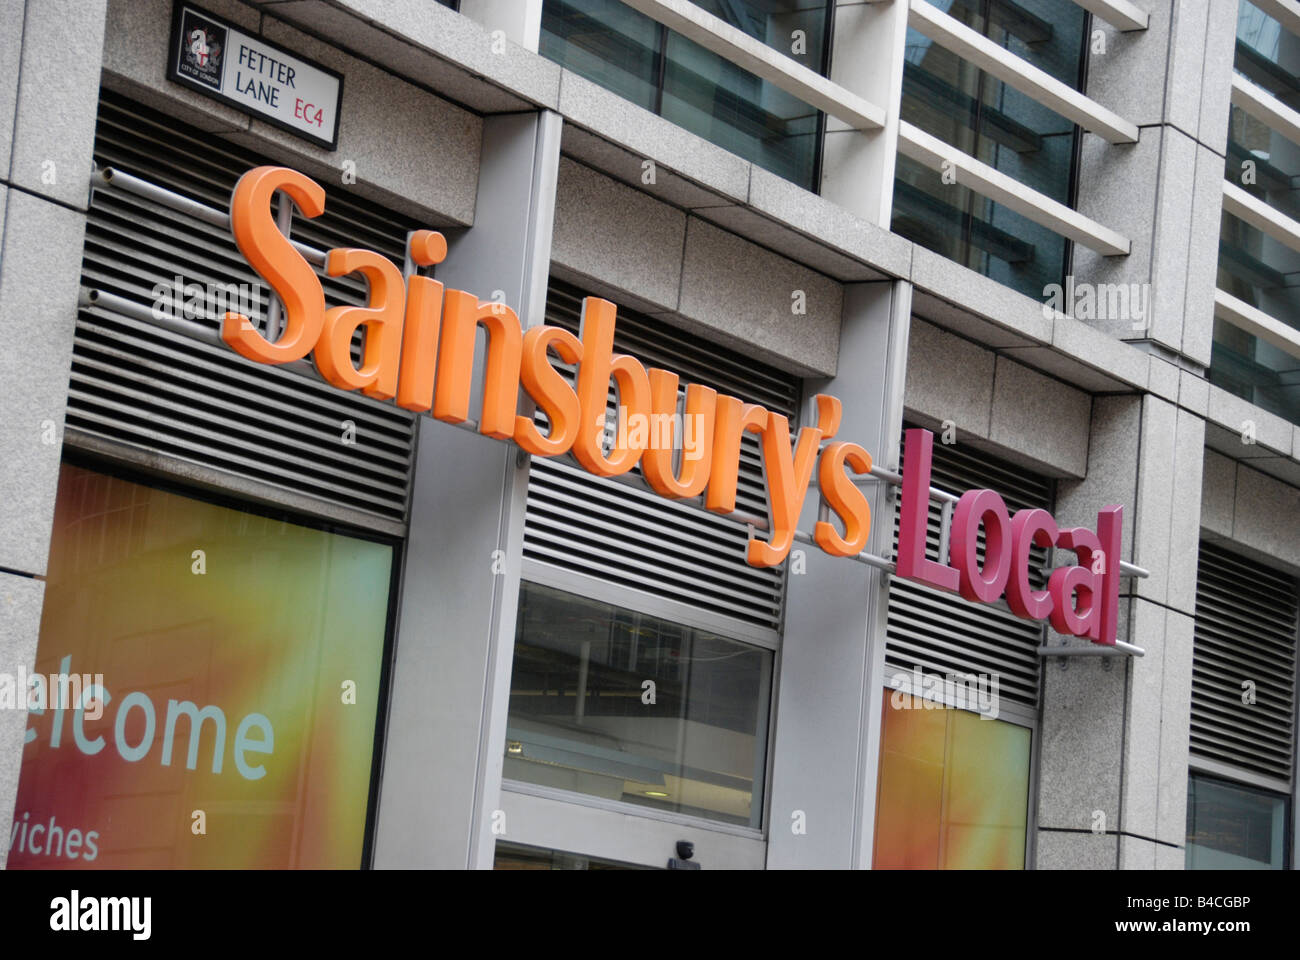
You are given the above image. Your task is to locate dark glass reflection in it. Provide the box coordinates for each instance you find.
[892,0,1087,298]
[540,0,829,190]
[1186,774,1289,869]
[1214,2,1300,422]
[505,582,771,827]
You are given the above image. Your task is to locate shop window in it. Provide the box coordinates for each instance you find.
[892,0,1088,299]
[504,582,772,829]
[1187,541,1297,870]
[1186,774,1289,869]
[493,841,647,870]
[8,462,397,869]
[873,695,1032,869]
[539,0,831,191]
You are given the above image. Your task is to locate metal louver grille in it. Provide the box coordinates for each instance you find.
[885,431,1055,710]
[522,281,799,631]
[1191,542,1298,786]
[69,91,419,526]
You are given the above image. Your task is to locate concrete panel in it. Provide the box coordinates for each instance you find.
[558,71,751,205]
[226,16,482,227]
[1148,356,1180,402]
[1035,829,1118,869]
[1133,396,1179,605]
[988,358,1091,478]
[1206,385,1292,456]
[1118,834,1159,870]
[1071,128,1160,336]
[0,191,86,576]
[909,245,1053,347]
[1179,369,1210,417]
[551,157,685,312]
[673,217,842,377]
[559,124,731,210]
[1055,394,1141,562]
[1165,409,1207,615]
[1232,465,1300,569]
[1155,841,1186,869]
[1199,449,1236,537]
[1084,0,1173,129]
[100,0,253,135]
[1181,143,1225,367]
[1198,0,1239,157]
[1050,315,1151,388]
[1037,623,1129,833]
[903,319,994,440]
[768,281,909,869]
[1119,599,1167,843]
[1164,0,1209,141]
[8,0,105,209]
[695,203,889,283]
[1145,126,1197,350]
[746,166,911,280]
[0,571,44,870]
[1157,609,1195,847]
[266,0,548,113]
[0,0,23,179]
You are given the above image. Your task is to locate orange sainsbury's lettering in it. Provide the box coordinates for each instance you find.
[515,325,583,457]
[213,166,1131,645]
[222,166,326,363]
[315,247,405,399]
[640,370,716,500]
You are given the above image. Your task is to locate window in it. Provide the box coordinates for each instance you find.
[874,697,1032,869]
[504,582,773,828]
[9,462,397,869]
[1187,774,1289,869]
[874,427,1053,868]
[493,841,647,869]
[1213,0,1300,423]
[892,0,1089,299]
[539,0,832,190]
[1187,541,1298,870]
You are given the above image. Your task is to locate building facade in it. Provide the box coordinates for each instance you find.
[0,0,1297,869]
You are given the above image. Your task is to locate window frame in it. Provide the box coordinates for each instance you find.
[41,450,405,871]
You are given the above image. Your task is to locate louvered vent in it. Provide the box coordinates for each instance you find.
[522,281,799,631]
[885,431,1054,710]
[1191,542,1298,786]
[70,91,419,526]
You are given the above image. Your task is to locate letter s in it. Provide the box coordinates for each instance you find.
[222,166,326,364]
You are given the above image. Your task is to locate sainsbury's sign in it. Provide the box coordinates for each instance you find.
[218,166,1125,645]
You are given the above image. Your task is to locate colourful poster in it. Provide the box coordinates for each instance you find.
[8,464,393,869]
[873,690,1031,869]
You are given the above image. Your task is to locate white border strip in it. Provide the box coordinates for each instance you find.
[1222,179,1300,255]
[1230,72,1300,150]
[1214,287,1300,363]
[908,0,1138,144]
[1072,0,1150,32]
[898,120,1131,255]
[619,0,885,129]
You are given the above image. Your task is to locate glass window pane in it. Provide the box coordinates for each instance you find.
[10,464,394,869]
[895,0,1086,298]
[505,582,771,828]
[874,691,1031,869]
[540,0,662,111]
[1235,0,1300,109]
[1186,774,1289,869]
[540,0,830,190]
